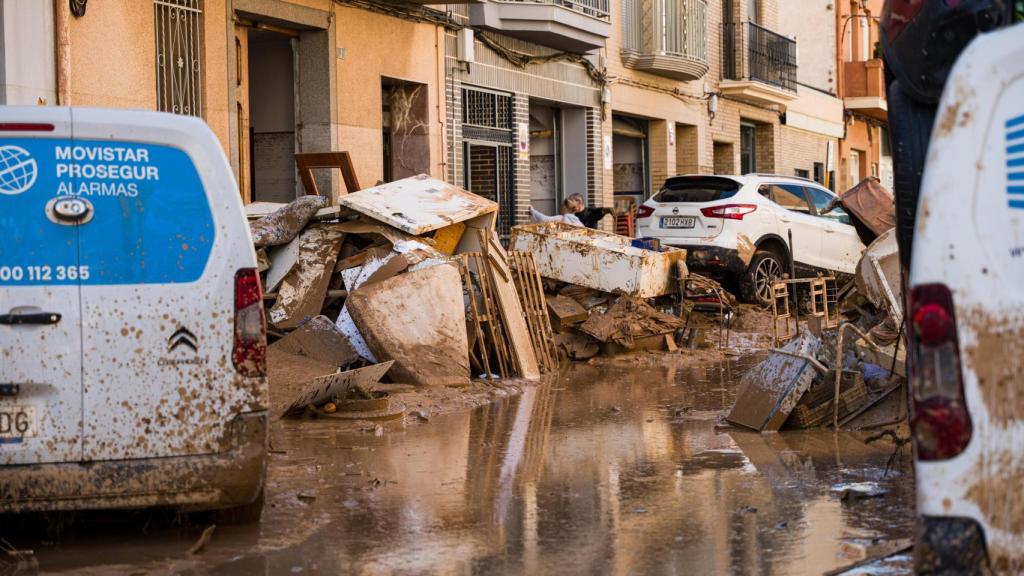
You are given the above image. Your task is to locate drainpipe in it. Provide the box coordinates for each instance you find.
[54,0,71,105]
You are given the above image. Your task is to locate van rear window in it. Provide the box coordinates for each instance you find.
[654,177,740,203]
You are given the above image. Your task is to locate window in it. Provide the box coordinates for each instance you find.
[813,162,824,185]
[155,0,204,116]
[740,124,757,174]
[656,177,740,203]
[746,0,759,22]
[794,169,809,179]
[805,186,852,225]
[762,184,811,214]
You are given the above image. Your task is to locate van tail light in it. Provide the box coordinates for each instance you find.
[233,268,266,377]
[909,284,972,461]
[636,205,655,219]
[700,204,757,220]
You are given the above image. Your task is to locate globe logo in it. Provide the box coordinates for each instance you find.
[0,145,38,196]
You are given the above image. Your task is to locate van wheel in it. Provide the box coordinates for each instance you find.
[741,251,783,306]
[214,488,265,525]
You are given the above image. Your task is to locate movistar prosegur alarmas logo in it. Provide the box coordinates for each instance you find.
[0,145,37,196]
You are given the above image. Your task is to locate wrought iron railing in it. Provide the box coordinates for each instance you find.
[622,0,707,72]
[493,0,611,21]
[722,21,797,92]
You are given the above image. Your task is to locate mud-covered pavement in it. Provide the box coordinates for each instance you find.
[2,355,914,575]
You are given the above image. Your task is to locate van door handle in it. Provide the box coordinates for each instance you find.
[824,227,836,234]
[0,312,62,325]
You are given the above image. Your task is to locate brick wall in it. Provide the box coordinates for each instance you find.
[713,141,736,174]
[778,126,833,181]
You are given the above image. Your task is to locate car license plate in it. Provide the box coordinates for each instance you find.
[0,405,36,442]
[662,216,696,229]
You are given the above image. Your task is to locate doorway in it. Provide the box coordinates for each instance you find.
[247,29,297,203]
[612,114,648,207]
[382,78,430,183]
[233,8,335,204]
[740,123,757,174]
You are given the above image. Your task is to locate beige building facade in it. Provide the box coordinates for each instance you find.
[0,0,881,230]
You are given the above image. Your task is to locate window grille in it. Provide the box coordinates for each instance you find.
[155,0,204,116]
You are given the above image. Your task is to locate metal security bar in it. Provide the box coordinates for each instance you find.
[661,0,706,60]
[463,88,513,131]
[722,21,797,92]
[493,0,610,20]
[623,0,706,65]
[155,0,204,116]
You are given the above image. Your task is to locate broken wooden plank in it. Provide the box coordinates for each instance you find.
[281,361,394,418]
[268,225,345,329]
[338,174,498,236]
[268,316,357,367]
[347,263,470,386]
[432,222,466,255]
[265,233,304,294]
[480,229,540,380]
[546,294,589,331]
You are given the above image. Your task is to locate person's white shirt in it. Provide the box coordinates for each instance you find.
[530,206,584,227]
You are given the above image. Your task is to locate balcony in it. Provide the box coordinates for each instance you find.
[620,0,708,81]
[469,0,611,54]
[843,59,887,120]
[721,21,797,107]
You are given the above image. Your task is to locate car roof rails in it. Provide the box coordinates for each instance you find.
[744,172,819,184]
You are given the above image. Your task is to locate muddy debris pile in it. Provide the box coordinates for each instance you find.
[251,175,568,418]
[727,222,907,433]
[250,176,762,418]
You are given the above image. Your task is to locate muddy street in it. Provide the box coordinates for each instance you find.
[3,355,913,575]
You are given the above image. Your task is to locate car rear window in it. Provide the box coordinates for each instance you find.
[654,177,740,203]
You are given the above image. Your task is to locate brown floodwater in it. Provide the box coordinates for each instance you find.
[1,355,915,575]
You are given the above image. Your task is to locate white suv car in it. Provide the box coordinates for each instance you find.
[636,174,865,304]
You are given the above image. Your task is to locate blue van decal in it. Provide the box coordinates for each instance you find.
[1008,114,1024,209]
[0,138,215,285]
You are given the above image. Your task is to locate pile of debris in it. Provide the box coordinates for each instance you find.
[727,178,907,432]
[250,182,716,418]
[251,175,556,418]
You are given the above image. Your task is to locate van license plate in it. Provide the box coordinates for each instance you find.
[662,216,696,229]
[0,405,36,442]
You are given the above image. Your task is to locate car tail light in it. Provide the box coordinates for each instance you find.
[909,283,972,461]
[881,0,927,42]
[636,205,655,219]
[0,123,55,132]
[700,204,757,220]
[233,268,266,377]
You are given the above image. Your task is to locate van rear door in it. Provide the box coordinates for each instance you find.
[0,108,84,465]
[72,109,259,462]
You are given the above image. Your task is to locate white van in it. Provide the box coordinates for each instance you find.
[909,23,1024,572]
[0,107,268,521]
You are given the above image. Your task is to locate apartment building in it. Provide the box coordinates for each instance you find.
[0,0,885,230]
[837,0,890,191]
[0,0,449,203]
[603,0,843,212]
[443,2,606,236]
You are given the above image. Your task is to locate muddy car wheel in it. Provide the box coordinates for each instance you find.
[214,488,265,525]
[741,251,783,306]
